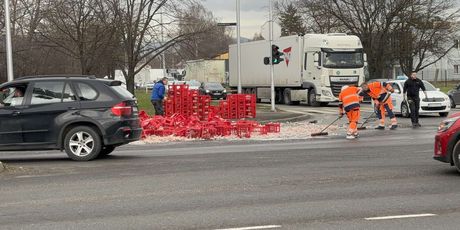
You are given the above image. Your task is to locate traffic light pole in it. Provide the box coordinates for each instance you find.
[269,0,275,112]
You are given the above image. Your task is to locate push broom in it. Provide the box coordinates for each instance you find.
[311,116,343,137]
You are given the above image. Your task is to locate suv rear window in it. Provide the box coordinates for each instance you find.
[111,85,134,99]
[76,82,98,100]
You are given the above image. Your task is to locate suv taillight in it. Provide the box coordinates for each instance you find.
[111,102,132,117]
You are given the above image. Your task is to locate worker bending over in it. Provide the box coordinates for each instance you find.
[338,85,361,139]
[360,81,398,130]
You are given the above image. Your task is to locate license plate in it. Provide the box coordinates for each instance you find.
[213,93,221,95]
[428,103,442,107]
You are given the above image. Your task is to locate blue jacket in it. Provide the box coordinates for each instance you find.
[151,82,166,100]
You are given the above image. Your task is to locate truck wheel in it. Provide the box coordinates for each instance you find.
[308,89,320,107]
[64,126,102,161]
[276,89,285,104]
[283,88,292,105]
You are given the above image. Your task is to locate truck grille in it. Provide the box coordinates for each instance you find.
[329,76,359,97]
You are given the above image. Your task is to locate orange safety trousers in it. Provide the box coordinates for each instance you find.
[375,99,397,126]
[346,109,360,135]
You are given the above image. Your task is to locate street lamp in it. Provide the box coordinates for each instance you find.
[4,0,14,81]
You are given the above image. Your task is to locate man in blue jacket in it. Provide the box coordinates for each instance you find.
[151,77,168,115]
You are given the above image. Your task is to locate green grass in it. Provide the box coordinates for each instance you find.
[430,81,459,93]
[134,90,155,115]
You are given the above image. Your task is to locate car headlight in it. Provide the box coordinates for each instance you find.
[223,89,227,93]
[322,89,332,97]
[438,116,460,132]
[205,89,210,93]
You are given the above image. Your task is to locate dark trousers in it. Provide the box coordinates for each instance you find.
[151,99,164,116]
[408,97,420,124]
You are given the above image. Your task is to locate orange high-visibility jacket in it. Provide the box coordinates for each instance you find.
[339,86,361,112]
[366,82,394,102]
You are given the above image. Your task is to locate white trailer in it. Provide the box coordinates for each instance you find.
[229,34,367,106]
[184,59,227,84]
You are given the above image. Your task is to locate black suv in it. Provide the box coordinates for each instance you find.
[0,75,142,161]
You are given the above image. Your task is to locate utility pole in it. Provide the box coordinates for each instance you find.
[161,8,167,79]
[269,0,275,112]
[236,0,242,93]
[4,0,14,81]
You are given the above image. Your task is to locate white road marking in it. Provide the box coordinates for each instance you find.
[215,225,282,230]
[365,213,437,220]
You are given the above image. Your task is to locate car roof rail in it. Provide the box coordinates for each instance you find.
[15,75,97,80]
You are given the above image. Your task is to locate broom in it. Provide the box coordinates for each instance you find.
[311,116,342,137]
[357,112,375,130]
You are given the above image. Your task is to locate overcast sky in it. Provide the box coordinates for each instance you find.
[202,0,460,39]
[202,0,269,39]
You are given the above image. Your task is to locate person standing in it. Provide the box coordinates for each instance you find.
[338,85,362,139]
[403,72,427,128]
[151,77,168,116]
[360,81,398,130]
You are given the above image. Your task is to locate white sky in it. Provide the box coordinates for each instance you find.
[202,0,269,39]
[202,0,460,39]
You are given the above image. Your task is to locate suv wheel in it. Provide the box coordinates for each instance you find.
[64,126,101,161]
[99,145,116,157]
[452,140,460,173]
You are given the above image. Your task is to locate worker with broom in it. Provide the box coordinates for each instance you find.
[360,81,398,130]
[338,85,362,139]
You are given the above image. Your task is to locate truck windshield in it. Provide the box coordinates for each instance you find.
[323,51,364,68]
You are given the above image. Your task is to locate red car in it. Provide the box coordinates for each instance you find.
[434,112,460,172]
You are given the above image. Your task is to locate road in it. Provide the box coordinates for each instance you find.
[1,106,460,229]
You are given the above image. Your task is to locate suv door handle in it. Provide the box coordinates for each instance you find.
[68,107,77,110]
[12,111,21,116]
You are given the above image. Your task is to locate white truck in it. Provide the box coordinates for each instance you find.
[184,59,227,84]
[229,33,366,106]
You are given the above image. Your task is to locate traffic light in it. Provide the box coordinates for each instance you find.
[272,45,284,64]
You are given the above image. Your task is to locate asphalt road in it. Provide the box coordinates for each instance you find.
[1,109,460,229]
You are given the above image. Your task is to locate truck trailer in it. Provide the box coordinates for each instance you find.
[229,33,366,106]
[184,59,227,84]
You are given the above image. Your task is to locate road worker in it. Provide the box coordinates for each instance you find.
[360,81,398,130]
[338,85,361,139]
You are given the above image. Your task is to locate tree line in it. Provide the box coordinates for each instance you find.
[276,0,460,79]
[0,0,233,92]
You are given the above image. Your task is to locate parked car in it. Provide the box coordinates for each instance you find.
[434,112,460,172]
[199,82,227,100]
[447,83,460,108]
[0,75,142,161]
[387,80,450,117]
[185,80,201,90]
[145,82,155,90]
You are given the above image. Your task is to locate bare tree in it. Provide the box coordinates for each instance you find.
[394,0,459,76]
[175,3,233,61]
[38,0,117,75]
[108,0,211,93]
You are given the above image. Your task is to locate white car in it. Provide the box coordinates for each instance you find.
[387,80,450,117]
